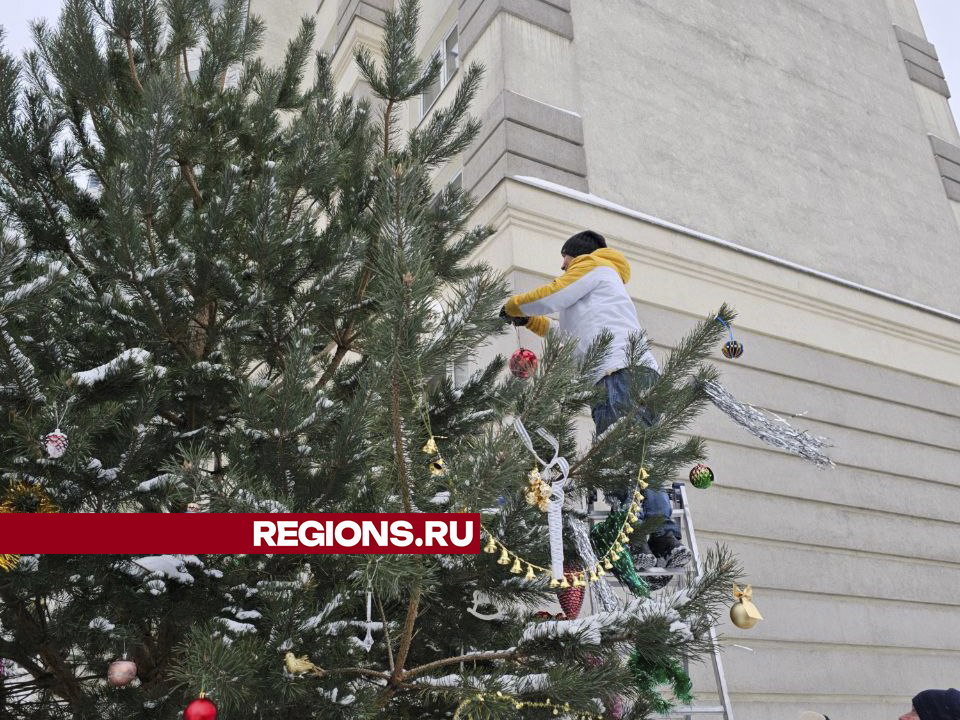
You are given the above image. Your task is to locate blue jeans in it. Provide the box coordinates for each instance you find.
[591,368,680,539]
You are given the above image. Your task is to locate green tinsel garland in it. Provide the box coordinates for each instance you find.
[627,651,694,713]
[589,510,649,597]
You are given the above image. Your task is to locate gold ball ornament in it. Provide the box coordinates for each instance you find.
[729,583,763,629]
[729,602,758,629]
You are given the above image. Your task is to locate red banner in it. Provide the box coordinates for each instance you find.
[0,513,481,554]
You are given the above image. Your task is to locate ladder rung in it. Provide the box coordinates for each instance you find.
[587,484,733,720]
[587,509,684,521]
[659,707,727,715]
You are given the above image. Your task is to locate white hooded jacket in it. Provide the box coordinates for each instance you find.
[505,248,658,379]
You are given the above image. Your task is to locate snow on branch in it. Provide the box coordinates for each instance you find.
[72,348,151,386]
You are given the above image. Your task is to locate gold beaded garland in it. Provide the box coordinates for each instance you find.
[422,429,650,589]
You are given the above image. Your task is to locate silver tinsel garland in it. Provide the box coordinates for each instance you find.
[701,380,835,469]
[566,515,619,612]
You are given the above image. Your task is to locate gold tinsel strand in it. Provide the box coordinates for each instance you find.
[454,692,599,720]
[0,481,58,514]
[0,482,58,572]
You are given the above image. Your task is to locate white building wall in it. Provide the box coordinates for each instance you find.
[571,0,960,315]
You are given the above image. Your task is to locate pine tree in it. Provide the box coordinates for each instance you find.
[0,2,741,718]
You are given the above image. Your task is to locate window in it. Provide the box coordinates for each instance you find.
[420,25,459,119]
[445,26,459,77]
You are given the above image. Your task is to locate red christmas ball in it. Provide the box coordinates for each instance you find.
[509,348,538,379]
[183,697,217,720]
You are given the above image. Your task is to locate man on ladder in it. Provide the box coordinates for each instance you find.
[501,229,693,577]
[502,230,736,719]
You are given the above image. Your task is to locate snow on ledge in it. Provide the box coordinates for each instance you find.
[510,175,960,324]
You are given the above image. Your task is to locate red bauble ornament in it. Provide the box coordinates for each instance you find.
[184,696,217,720]
[107,659,137,687]
[509,348,537,379]
[556,565,585,620]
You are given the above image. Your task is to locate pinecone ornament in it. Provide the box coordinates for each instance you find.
[44,429,68,458]
[555,564,584,619]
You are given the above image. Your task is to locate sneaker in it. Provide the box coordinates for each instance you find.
[631,541,657,570]
[650,535,692,569]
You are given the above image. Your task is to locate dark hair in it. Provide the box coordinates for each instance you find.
[912,689,960,720]
[561,230,606,258]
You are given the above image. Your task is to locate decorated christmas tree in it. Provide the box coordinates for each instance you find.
[0,1,742,717]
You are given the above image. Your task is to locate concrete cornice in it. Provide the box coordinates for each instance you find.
[469,177,960,385]
[330,22,383,88]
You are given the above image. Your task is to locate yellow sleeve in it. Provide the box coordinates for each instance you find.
[525,315,550,337]
[504,259,598,317]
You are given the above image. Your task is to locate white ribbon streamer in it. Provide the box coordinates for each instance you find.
[361,588,374,652]
[514,419,569,581]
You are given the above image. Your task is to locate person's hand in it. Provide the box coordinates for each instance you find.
[499,305,528,326]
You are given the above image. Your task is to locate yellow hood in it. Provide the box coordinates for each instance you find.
[570,247,631,284]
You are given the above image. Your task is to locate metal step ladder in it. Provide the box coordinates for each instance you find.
[587,481,735,719]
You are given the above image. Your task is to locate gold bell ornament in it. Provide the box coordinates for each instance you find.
[729,584,763,629]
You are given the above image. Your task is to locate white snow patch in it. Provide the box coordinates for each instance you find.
[137,474,181,492]
[128,555,196,584]
[301,594,343,631]
[509,91,581,118]
[72,349,151,386]
[217,618,257,634]
[222,606,262,620]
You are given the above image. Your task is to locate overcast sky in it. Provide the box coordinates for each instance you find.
[2,0,959,119]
